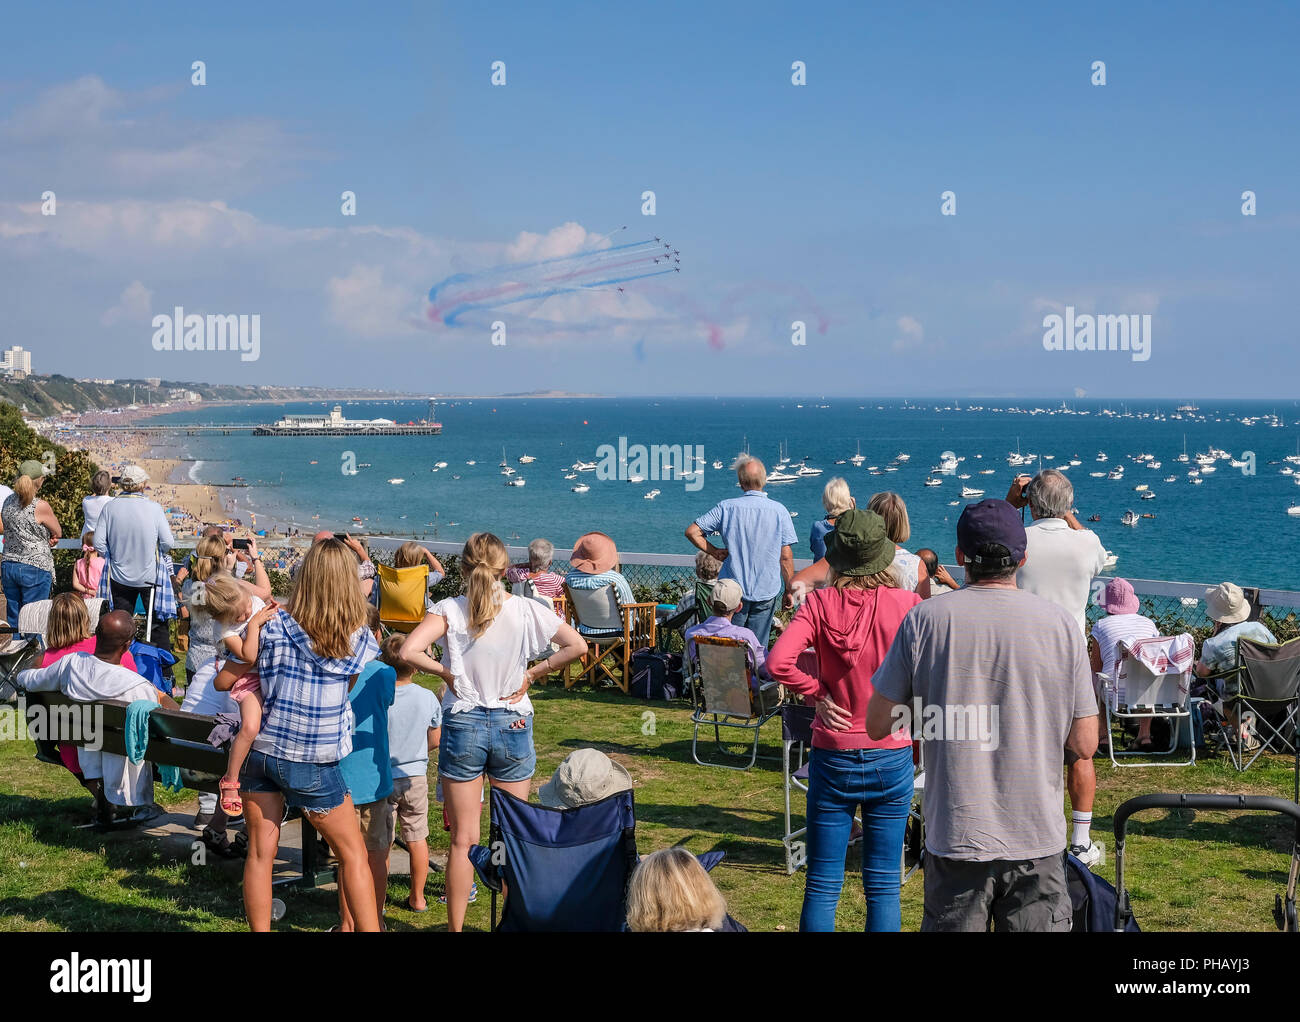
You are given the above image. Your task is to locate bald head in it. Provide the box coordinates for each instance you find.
[94,610,137,663]
[736,456,767,491]
[313,530,334,544]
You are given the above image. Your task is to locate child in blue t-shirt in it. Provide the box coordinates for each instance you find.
[382,633,442,911]
[338,606,396,931]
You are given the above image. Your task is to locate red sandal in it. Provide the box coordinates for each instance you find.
[219,778,243,816]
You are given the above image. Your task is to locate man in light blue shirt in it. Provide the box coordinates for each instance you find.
[685,457,795,647]
[94,464,176,664]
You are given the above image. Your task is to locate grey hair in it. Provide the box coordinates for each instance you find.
[1026,469,1074,519]
[735,456,767,490]
[821,477,853,516]
[120,479,146,494]
[528,537,554,570]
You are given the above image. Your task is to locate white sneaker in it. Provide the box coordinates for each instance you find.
[1069,840,1105,869]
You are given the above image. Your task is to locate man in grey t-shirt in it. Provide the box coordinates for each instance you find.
[867,499,1098,931]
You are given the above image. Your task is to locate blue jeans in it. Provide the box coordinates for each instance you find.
[732,595,778,648]
[2,561,53,629]
[240,749,349,814]
[800,744,914,932]
[438,707,536,782]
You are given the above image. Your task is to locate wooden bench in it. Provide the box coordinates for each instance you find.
[19,689,333,888]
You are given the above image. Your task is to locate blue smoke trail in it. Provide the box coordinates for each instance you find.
[444,268,675,326]
[427,238,658,303]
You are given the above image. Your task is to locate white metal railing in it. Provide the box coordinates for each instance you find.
[51,537,1300,612]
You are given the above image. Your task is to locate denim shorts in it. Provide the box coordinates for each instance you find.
[438,707,536,783]
[240,748,348,814]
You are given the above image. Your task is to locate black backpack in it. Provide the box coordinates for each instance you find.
[629,650,684,700]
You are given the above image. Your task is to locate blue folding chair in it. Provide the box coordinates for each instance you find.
[468,787,725,931]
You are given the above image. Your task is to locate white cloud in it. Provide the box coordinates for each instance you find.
[892,314,924,351]
[327,265,425,339]
[505,222,604,262]
[100,280,153,327]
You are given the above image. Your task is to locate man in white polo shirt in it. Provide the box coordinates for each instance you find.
[1006,468,1107,869]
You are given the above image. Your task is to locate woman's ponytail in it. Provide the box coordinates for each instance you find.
[462,532,509,638]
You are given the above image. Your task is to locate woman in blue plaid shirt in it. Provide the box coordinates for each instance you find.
[239,539,382,931]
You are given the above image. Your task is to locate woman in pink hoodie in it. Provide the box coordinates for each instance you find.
[768,508,920,931]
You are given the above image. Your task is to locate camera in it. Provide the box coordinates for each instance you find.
[232,538,251,551]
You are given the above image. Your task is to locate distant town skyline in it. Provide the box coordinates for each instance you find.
[1,3,1297,398]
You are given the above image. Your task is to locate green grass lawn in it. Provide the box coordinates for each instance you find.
[2,674,1297,932]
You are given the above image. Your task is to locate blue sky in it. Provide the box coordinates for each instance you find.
[1,1,1296,396]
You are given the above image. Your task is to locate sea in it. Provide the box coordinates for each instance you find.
[141,397,1300,591]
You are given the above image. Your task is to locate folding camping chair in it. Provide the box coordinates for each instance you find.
[688,634,781,771]
[563,583,657,692]
[1098,634,1196,768]
[466,787,726,932]
[0,626,45,705]
[376,563,429,633]
[1208,636,1300,772]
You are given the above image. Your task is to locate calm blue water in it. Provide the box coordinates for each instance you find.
[142,398,1300,590]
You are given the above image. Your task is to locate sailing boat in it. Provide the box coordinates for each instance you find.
[849,441,866,467]
[1176,435,1189,464]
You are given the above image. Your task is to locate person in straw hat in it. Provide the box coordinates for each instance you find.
[1195,582,1276,751]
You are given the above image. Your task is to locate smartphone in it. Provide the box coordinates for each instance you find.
[110,475,121,484]
[333,532,349,543]
[232,538,251,551]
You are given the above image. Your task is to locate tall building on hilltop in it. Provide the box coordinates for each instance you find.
[1,345,31,378]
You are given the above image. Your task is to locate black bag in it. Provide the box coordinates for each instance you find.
[629,650,684,700]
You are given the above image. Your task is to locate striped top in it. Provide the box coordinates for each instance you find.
[1089,613,1160,679]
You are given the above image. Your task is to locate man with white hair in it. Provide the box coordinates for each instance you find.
[505,537,564,599]
[685,456,796,648]
[94,465,175,662]
[1006,467,1107,869]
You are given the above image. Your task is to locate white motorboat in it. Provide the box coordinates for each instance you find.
[895,452,910,462]
[574,461,597,472]
[960,486,985,498]
[628,475,646,484]
[1288,504,1300,516]
[1107,468,1125,480]
[1090,472,1106,478]
[1121,510,1139,527]
[1097,452,1109,462]
[923,477,942,487]
[1141,491,1156,500]
[571,484,590,493]
[564,472,577,480]
[388,478,404,485]
[466,460,476,466]
[1103,551,1119,569]
[766,469,798,483]
[1134,484,1148,492]
[501,465,516,476]
[506,478,526,487]
[518,455,536,464]
[644,489,660,500]
[795,462,824,477]
[1199,464,1217,474]
[712,461,724,470]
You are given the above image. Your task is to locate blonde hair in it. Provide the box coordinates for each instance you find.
[46,592,91,651]
[12,474,37,507]
[394,542,425,570]
[286,538,370,659]
[625,847,727,932]
[822,477,854,517]
[831,566,899,591]
[867,491,910,544]
[461,532,509,639]
[190,534,229,583]
[195,574,246,623]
